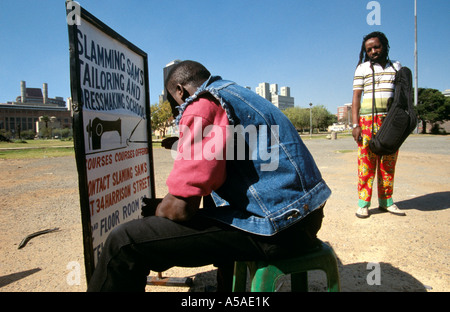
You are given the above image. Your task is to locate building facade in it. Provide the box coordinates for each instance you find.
[337,103,352,123]
[255,82,294,110]
[160,59,181,103]
[0,81,72,137]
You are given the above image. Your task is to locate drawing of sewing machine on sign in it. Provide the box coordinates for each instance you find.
[86,117,122,150]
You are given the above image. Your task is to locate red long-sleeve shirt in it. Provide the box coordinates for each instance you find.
[166,96,229,198]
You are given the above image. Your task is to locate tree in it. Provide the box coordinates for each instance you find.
[417,88,450,134]
[312,105,336,131]
[283,105,336,133]
[283,107,309,132]
[40,115,51,138]
[150,101,173,138]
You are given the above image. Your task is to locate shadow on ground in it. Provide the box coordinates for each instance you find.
[395,192,449,212]
[0,268,41,288]
[187,258,428,292]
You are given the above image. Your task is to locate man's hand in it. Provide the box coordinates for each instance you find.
[155,193,201,222]
[351,89,362,144]
[352,126,362,143]
[141,198,163,217]
[161,136,178,150]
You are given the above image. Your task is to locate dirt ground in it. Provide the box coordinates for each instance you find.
[0,135,448,292]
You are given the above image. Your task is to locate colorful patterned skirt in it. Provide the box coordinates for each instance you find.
[357,114,398,208]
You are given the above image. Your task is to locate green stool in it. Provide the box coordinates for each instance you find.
[232,240,340,292]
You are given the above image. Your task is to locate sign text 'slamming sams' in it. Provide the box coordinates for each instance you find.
[67,4,156,283]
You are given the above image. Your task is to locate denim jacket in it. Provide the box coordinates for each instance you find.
[176,76,331,236]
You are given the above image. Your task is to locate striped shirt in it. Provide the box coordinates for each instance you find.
[353,60,401,115]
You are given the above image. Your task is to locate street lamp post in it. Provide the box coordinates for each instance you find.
[309,102,313,139]
[348,107,351,132]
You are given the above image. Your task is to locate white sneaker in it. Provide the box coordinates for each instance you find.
[379,204,406,216]
[356,207,370,218]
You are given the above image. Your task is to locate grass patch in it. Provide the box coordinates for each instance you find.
[0,139,164,159]
[0,146,74,159]
[0,139,74,149]
[0,139,74,159]
[300,132,354,140]
[335,149,355,153]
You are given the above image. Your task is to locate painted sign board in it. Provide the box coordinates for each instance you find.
[67,3,155,282]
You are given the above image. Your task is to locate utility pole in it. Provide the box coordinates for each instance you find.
[414,0,419,133]
[414,0,418,107]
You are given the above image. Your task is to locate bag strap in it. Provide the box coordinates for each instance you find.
[370,60,396,136]
[371,62,376,136]
[390,59,398,74]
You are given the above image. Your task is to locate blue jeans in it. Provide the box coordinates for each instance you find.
[87,207,324,291]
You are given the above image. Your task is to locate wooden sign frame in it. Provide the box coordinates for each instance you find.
[67,3,156,283]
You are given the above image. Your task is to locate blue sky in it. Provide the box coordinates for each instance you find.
[0,0,448,114]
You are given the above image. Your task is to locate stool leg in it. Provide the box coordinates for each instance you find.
[314,249,340,292]
[326,262,341,292]
[319,243,341,292]
[232,262,247,292]
[217,263,234,292]
[291,271,308,292]
[251,265,284,292]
